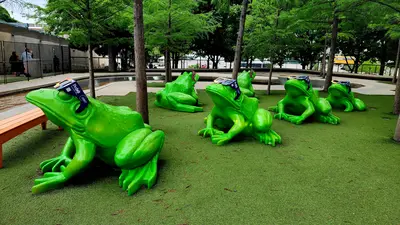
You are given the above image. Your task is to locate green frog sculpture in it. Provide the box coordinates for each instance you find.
[326,80,366,112]
[269,75,340,125]
[199,78,281,146]
[155,71,203,113]
[26,79,165,196]
[237,70,256,97]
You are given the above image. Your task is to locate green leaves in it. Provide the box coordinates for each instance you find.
[144,0,217,52]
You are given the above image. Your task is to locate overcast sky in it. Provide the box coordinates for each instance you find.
[2,0,47,23]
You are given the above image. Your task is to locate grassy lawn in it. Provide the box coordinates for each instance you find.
[1,91,400,224]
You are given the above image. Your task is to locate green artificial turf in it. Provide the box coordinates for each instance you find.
[147,82,166,88]
[1,91,400,225]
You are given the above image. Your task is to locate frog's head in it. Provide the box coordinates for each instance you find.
[206,78,242,109]
[25,80,90,132]
[328,80,352,97]
[175,71,199,85]
[284,75,313,98]
[241,70,256,81]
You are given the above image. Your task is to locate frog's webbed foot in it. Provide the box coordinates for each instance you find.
[255,129,282,146]
[275,113,305,124]
[317,113,340,125]
[285,114,305,125]
[211,133,232,145]
[32,172,67,194]
[40,155,72,173]
[198,128,224,138]
[119,153,159,196]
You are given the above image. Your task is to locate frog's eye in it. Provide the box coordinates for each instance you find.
[58,91,73,101]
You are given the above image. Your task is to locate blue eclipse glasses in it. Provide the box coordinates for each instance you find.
[287,75,311,90]
[214,77,241,100]
[332,80,351,93]
[54,79,89,113]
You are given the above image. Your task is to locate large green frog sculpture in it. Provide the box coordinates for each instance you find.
[198,78,281,146]
[155,71,203,113]
[26,79,164,196]
[237,70,256,97]
[269,76,340,125]
[326,80,366,112]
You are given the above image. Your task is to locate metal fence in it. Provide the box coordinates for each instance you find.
[0,41,71,83]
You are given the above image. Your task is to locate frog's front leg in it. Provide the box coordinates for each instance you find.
[252,109,282,146]
[342,99,354,112]
[167,92,203,112]
[40,137,75,173]
[274,98,292,121]
[315,98,340,124]
[32,137,96,194]
[115,128,164,196]
[288,99,315,124]
[211,114,246,145]
[198,109,224,138]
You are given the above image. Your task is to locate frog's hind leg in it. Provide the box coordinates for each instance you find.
[316,98,332,115]
[241,88,255,97]
[166,92,203,112]
[252,108,281,146]
[353,98,366,111]
[115,128,165,195]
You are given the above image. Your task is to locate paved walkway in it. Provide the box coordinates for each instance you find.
[0,71,395,120]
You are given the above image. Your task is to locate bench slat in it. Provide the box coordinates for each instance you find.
[0,108,43,125]
[0,116,48,144]
[0,112,46,132]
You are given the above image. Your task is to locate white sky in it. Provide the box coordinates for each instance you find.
[1,0,47,23]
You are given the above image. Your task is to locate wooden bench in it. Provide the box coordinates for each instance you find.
[0,108,62,168]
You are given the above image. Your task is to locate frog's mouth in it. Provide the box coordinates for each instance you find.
[205,84,240,109]
[284,80,309,97]
[328,83,350,97]
[26,90,85,132]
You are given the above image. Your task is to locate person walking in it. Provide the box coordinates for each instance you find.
[21,48,32,77]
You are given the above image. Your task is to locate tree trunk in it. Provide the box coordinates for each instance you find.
[394,72,400,114]
[165,50,172,82]
[267,62,273,95]
[394,114,400,141]
[165,0,172,82]
[88,44,95,98]
[354,51,360,74]
[87,0,95,98]
[301,64,306,70]
[108,45,117,72]
[379,40,387,75]
[324,12,338,91]
[267,8,281,95]
[392,39,400,84]
[249,57,253,68]
[321,35,328,77]
[134,0,149,124]
[232,0,248,79]
[230,61,232,69]
[207,58,210,69]
[121,49,128,71]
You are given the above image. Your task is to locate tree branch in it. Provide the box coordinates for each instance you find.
[368,0,400,13]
